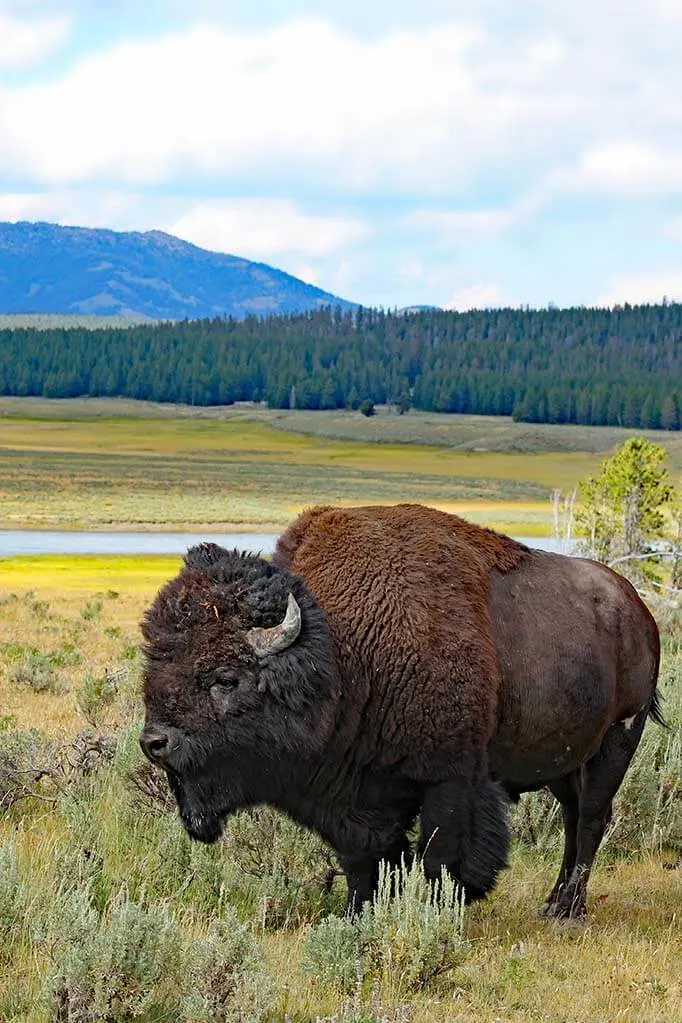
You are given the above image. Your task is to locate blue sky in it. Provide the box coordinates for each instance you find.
[1,1,682,310]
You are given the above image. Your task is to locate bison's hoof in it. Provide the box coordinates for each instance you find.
[540,899,586,923]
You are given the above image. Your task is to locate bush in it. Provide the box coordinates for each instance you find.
[80,599,103,621]
[302,913,361,994]
[0,841,25,961]
[222,807,340,928]
[359,399,375,417]
[179,911,276,1022]
[76,670,123,726]
[46,891,183,1022]
[359,860,467,992]
[0,729,59,811]
[303,859,468,998]
[7,650,65,693]
[0,728,115,813]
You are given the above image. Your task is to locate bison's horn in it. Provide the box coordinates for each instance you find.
[246,593,302,657]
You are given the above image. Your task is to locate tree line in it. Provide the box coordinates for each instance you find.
[0,302,679,428]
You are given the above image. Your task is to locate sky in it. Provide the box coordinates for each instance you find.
[1,1,682,310]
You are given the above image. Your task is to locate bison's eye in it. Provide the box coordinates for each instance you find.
[210,667,240,689]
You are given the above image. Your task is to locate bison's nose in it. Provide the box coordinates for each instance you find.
[140,727,170,763]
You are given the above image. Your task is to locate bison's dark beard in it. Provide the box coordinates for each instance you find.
[165,768,229,844]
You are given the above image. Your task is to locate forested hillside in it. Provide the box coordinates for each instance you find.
[0,303,680,428]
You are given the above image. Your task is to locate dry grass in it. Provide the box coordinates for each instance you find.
[1,398,680,536]
[1,557,680,1022]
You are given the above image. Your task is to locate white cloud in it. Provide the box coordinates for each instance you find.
[0,17,615,192]
[597,270,682,307]
[168,199,371,259]
[662,217,682,241]
[551,142,682,198]
[405,208,515,239]
[445,283,502,310]
[0,188,160,228]
[0,12,71,70]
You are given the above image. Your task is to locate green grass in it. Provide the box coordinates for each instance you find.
[4,399,681,535]
[0,314,150,330]
[0,565,680,1022]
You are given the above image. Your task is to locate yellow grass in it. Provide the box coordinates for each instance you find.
[0,554,180,592]
[2,399,680,535]
[260,853,681,1022]
[0,556,177,732]
[0,414,608,535]
[1,559,680,1021]
[0,414,615,488]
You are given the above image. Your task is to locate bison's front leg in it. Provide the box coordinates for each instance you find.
[419,776,509,901]
[339,834,413,917]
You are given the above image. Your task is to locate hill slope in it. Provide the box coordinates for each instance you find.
[0,221,352,320]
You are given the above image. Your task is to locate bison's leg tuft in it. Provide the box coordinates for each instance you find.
[419,776,509,901]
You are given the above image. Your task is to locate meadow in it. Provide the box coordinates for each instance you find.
[2,397,681,536]
[0,557,680,1022]
[1,400,681,1021]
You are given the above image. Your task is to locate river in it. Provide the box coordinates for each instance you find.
[0,530,571,558]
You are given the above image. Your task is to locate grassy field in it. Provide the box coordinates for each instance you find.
[2,398,681,535]
[0,315,150,330]
[0,557,680,1021]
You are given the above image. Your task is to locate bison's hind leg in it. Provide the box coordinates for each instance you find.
[545,707,649,920]
[540,772,581,917]
[420,776,510,901]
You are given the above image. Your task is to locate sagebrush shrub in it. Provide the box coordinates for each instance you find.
[46,890,183,1023]
[358,860,467,992]
[76,672,119,726]
[178,910,276,1022]
[303,859,468,998]
[222,806,340,927]
[302,913,362,994]
[7,650,64,693]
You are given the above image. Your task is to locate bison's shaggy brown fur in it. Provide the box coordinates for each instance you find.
[141,503,661,918]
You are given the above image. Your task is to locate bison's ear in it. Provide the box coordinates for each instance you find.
[184,543,231,570]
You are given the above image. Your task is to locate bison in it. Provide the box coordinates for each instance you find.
[140,504,662,919]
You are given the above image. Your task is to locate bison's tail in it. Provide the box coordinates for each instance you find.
[648,688,668,729]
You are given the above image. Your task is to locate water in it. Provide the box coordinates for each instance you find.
[0,530,280,558]
[0,530,571,558]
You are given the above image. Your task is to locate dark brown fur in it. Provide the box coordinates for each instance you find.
[141,503,661,918]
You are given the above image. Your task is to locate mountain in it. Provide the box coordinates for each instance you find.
[0,221,353,320]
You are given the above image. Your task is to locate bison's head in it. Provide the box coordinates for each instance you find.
[139,543,337,843]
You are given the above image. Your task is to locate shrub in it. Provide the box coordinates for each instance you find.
[7,650,65,693]
[76,671,122,726]
[178,911,276,1022]
[0,729,59,811]
[222,807,340,928]
[302,913,362,994]
[510,789,562,853]
[80,599,103,621]
[358,860,467,993]
[0,728,115,813]
[303,860,468,998]
[45,891,182,1023]
[359,399,375,417]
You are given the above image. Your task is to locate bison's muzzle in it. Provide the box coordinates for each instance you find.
[140,726,171,764]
